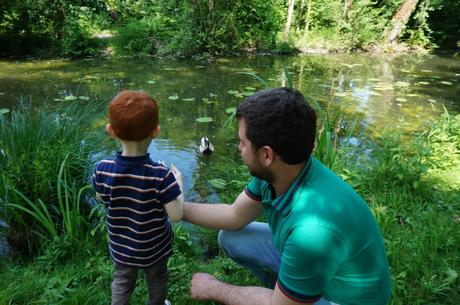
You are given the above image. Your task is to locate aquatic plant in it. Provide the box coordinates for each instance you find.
[0,99,102,254]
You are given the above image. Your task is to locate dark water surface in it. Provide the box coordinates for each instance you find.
[0,54,459,200]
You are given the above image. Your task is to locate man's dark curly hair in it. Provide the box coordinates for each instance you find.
[236,87,317,165]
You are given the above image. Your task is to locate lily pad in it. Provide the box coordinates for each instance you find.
[64,95,78,101]
[196,117,213,123]
[168,95,179,100]
[227,90,240,95]
[340,63,363,68]
[374,86,394,91]
[395,81,410,87]
[181,98,196,102]
[0,108,10,114]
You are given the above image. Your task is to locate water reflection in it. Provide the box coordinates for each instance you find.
[148,139,201,201]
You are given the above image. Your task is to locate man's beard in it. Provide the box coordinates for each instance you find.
[248,166,274,183]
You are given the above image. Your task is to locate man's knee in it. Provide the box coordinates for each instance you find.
[218,229,230,255]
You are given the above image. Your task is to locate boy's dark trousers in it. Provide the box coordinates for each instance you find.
[111,258,169,305]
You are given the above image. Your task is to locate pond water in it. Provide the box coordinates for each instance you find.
[0,54,459,201]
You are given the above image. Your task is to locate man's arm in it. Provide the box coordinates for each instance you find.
[190,273,313,305]
[183,190,262,230]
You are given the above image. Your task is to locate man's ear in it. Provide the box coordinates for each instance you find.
[259,146,276,167]
[106,123,117,138]
[150,125,161,138]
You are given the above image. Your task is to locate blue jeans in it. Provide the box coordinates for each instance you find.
[218,222,339,305]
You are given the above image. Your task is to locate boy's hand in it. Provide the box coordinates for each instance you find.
[171,164,183,187]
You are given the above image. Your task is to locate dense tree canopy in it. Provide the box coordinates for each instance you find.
[0,0,458,57]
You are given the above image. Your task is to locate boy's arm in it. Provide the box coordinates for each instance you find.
[164,165,184,222]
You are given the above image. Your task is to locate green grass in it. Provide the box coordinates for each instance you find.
[0,105,458,304]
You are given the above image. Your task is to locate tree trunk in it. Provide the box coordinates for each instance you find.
[304,0,312,36]
[343,0,352,20]
[385,0,419,43]
[297,0,305,30]
[284,0,296,40]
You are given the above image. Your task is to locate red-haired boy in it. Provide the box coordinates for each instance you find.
[92,90,184,305]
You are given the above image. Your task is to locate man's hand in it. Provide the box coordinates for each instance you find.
[190,273,218,300]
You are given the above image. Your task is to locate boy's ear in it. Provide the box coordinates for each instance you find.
[150,125,161,138]
[106,123,117,138]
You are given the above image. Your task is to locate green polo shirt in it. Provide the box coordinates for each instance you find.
[245,157,391,305]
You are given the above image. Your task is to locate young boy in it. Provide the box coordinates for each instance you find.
[92,90,184,305]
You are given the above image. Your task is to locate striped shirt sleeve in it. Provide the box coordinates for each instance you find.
[158,168,181,205]
[92,164,102,194]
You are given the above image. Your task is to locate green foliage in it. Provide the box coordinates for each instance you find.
[0,1,107,57]
[0,99,102,254]
[59,6,103,57]
[422,107,460,169]
[1,0,460,57]
[113,18,156,55]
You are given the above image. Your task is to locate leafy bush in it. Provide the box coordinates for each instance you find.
[59,6,102,57]
[112,18,156,55]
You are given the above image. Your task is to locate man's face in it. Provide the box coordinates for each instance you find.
[238,119,273,182]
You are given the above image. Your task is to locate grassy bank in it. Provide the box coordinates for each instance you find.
[0,104,458,305]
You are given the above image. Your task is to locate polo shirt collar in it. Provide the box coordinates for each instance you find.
[268,157,313,215]
[115,152,151,166]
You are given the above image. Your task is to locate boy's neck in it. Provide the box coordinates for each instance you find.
[119,138,152,157]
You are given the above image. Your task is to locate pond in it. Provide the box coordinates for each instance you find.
[0,54,459,202]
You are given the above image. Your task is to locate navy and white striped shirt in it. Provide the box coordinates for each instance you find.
[92,153,181,268]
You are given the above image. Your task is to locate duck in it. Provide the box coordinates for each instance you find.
[199,136,214,155]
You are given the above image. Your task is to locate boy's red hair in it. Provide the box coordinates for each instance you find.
[109,90,159,141]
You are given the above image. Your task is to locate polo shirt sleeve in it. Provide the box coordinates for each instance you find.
[245,177,262,201]
[278,225,349,303]
[158,168,181,205]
